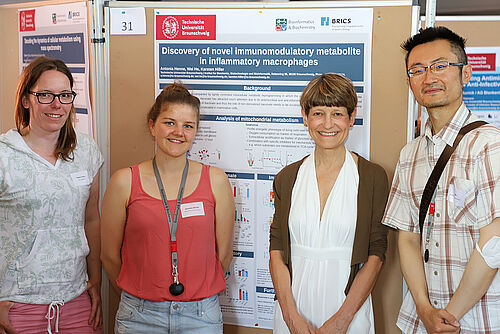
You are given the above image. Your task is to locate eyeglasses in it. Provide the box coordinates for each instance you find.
[29,91,76,104]
[407,60,465,78]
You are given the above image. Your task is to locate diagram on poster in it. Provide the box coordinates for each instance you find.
[18,2,93,135]
[155,7,374,329]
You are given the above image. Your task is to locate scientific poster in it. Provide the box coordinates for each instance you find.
[464,47,500,128]
[154,8,373,328]
[19,2,93,135]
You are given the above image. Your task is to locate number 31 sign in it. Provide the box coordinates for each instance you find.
[110,8,146,35]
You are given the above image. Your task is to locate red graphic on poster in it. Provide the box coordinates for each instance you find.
[467,53,496,71]
[156,15,216,40]
[20,9,36,32]
[161,16,179,39]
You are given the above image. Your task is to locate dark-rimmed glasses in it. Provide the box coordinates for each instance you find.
[407,61,465,78]
[29,91,77,104]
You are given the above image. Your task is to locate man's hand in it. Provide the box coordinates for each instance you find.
[0,301,17,334]
[419,304,460,334]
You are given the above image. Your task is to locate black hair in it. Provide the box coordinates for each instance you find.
[401,26,467,67]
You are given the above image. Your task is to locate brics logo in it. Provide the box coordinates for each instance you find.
[275,18,287,31]
[332,18,352,24]
[68,11,80,19]
[321,17,352,26]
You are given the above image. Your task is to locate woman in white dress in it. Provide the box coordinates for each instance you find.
[269,73,389,334]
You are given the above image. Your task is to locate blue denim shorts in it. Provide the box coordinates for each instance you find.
[115,291,223,334]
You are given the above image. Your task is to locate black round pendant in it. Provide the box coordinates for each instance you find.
[169,282,185,296]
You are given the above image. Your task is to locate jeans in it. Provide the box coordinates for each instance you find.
[115,291,223,334]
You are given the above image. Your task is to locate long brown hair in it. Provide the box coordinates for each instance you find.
[15,57,77,161]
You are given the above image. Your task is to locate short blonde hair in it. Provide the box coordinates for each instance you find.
[300,73,357,116]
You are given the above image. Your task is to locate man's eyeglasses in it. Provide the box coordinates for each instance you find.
[29,91,77,104]
[407,60,465,78]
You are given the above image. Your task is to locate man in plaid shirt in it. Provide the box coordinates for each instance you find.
[383,27,500,333]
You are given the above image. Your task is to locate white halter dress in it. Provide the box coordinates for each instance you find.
[273,149,374,333]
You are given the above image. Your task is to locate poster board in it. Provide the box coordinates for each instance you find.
[436,17,500,128]
[435,17,500,47]
[106,2,414,333]
[17,1,94,135]
[0,5,20,133]
[0,0,94,135]
[415,17,500,136]
[152,7,375,329]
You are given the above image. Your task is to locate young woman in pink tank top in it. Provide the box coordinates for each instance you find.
[100,83,234,334]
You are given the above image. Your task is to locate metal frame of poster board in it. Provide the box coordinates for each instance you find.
[103,2,418,334]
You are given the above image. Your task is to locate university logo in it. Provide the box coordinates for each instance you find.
[19,9,35,32]
[162,16,179,39]
[321,17,329,26]
[275,18,287,31]
[51,13,57,24]
[20,12,26,28]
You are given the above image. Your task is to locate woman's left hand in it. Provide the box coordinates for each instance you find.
[316,312,351,334]
[86,281,103,330]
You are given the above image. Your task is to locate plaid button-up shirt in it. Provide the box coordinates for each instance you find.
[383,104,500,333]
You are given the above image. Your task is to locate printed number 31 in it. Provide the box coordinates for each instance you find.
[122,21,133,31]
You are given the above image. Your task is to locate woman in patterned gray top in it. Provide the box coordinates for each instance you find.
[0,57,103,334]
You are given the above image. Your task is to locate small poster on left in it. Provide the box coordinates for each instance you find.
[19,2,93,135]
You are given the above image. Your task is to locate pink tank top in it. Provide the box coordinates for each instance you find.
[116,163,226,301]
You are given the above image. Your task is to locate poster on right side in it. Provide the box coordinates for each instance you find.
[464,47,500,128]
